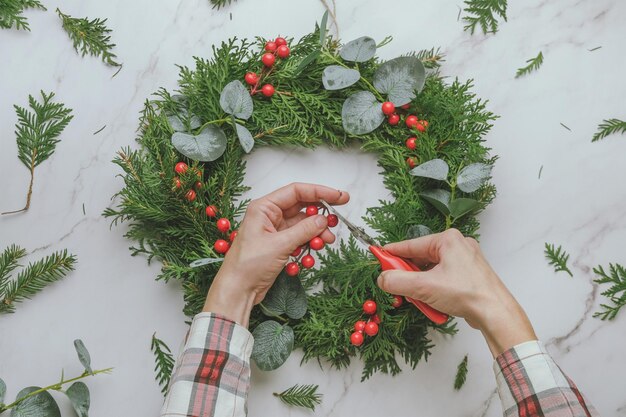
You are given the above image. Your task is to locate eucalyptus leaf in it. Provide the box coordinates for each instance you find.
[219,80,253,120]
[73,339,92,374]
[339,36,376,62]
[235,123,254,153]
[295,50,321,75]
[341,90,384,135]
[449,198,480,219]
[251,321,294,371]
[322,66,360,90]
[189,258,224,268]
[10,387,61,417]
[456,163,492,193]
[263,273,307,320]
[66,382,89,417]
[319,10,329,45]
[406,225,433,239]
[409,159,449,181]
[420,189,451,215]
[172,126,227,162]
[167,113,201,132]
[0,377,6,404]
[373,56,426,106]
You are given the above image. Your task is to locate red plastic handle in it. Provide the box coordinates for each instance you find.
[369,246,449,325]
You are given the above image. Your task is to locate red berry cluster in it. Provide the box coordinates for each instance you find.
[213,217,237,255]
[244,37,290,98]
[284,205,339,277]
[350,295,405,347]
[173,161,204,201]
[380,102,431,169]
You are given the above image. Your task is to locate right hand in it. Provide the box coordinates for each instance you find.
[377,229,536,357]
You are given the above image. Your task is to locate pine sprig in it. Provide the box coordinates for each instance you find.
[2,91,73,215]
[56,8,121,67]
[0,0,46,31]
[0,248,77,314]
[273,384,322,410]
[151,333,175,395]
[515,52,544,78]
[463,0,507,35]
[591,118,626,142]
[593,263,626,320]
[454,354,468,390]
[0,245,27,295]
[544,243,573,277]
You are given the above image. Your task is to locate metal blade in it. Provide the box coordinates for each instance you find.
[319,199,379,247]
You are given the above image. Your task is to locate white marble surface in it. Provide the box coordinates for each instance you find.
[1,0,626,416]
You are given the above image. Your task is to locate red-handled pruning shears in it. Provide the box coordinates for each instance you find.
[320,200,449,325]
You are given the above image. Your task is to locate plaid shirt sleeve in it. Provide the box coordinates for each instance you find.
[160,312,254,417]
[494,340,600,417]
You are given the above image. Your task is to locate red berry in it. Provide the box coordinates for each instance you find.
[216,218,231,233]
[275,37,287,47]
[185,190,196,202]
[173,177,182,189]
[291,246,302,257]
[305,205,319,216]
[350,331,364,346]
[406,115,419,129]
[285,261,300,276]
[327,214,339,227]
[244,72,259,85]
[421,120,429,129]
[371,314,381,324]
[265,41,277,52]
[416,120,428,132]
[301,254,315,269]
[392,295,404,308]
[194,181,203,190]
[205,205,218,217]
[401,103,411,110]
[262,53,276,67]
[381,101,395,116]
[277,45,290,59]
[309,236,325,251]
[175,162,188,174]
[354,320,366,332]
[363,300,377,315]
[364,321,379,336]
[261,84,275,97]
[407,157,416,169]
[229,230,238,242]
[405,137,417,150]
[388,114,400,126]
[214,239,230,254]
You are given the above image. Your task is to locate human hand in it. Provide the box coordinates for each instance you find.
[377,229,536,356]
[203,183,349,326]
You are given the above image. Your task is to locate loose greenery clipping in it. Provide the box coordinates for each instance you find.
[454,354,468,390]
[515,51,544,78]
[463,0,507,35]
[0,0,45,31]
[544,243,573,277]
[591,118,626,142]
[593,263,626,320]
[151,334,175,395]
[273,384,322,410]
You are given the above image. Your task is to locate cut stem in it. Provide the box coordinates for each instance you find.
[2,162,35,215]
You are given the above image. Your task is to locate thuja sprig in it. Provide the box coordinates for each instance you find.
[273,384,322,410]
[591,118,626,142]
[414,47,446,70]
[151,333,175,395]
[544,243,573,277]
[593,263,626,320]
[515,51,544,78]
[56,8,121,67]
[2,91,73,215]
[0,0,46,31]
[454,355,468,390]
[209,0,235,9]
[463,0,507,35]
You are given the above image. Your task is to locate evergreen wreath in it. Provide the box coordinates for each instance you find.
[105,13,497,381]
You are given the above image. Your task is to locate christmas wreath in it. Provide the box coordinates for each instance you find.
[105,12,497,380]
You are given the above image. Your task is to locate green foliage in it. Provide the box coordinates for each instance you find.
[515,52,544,78]
[591,118,626,142]
[56,8,120,67]
[151,333,175,395]
[454,354,468,390]
[593,263,626,320]
[544,243,573,277]
[463,0,508,35]
[273,384,322,410]
[209,0,235,9]
[0,246,76,314]
[0,0,45,31]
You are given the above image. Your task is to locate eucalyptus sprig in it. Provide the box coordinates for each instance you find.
[591,118,626,142]
[544,243,573,277]
[273,384,322,410]
[593,263,626,320]
[0,0,45,31]
[463,0,508,35]
[515,52,544,78]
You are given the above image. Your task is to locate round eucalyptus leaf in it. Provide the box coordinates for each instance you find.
[172,126,227,162]
[457,163,492,193]
[235,123,254,153]
[73,339,92,374]
[409,159,449,181]
[322,65,360,90]
[406,225,433,239]
[373,56,426,106]
[339,36,377,62]
[420,189,451,216]
[251,321,294,371]
[167,114,202,132]
[10,387,61,417]
[219,80,253,120]
[341,91,384,135]
[263,272,307,319]
[0,377,6,404]
[449,198,480,219]
[189,258,224,268]
[66,382,89,417]
[171,94,186,104]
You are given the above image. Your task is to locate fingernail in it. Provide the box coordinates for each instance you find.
[315,215,327,227]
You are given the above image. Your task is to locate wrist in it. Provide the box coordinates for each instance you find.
[203,272,256,327]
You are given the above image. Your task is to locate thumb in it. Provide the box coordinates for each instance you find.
[377,270,434,301]
[278,214,328,250]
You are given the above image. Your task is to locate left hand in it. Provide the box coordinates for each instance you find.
[203,183,350,326]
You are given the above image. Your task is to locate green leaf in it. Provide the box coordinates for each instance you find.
[341,91,384,135]
[593,263,626,320]
[263,272,308,319]
[592,118,626,142]
[167,112,201,132]
[406,225,433,239]
[0,377,6,404]
[339,36,376,62]
[373,56,426,106]
[66,382,89,417]
[234,123,254,153]
[274,384,323,410]
[171,126,227,162]
[74,339,92,374]
[10,387,60,417]
[515,51,543,78]
[189,258,224,268]
[151,333,175,395]
[294,50,320,75]
[251,321,294,371]
[322,65,360,90]
[409,158,449,181]
[420,189,450,215]
[449,198,480,219]
[219,80,253,120]
[544,243,573,277]
[456,163,492,193]
[454,355,468,390]
[319,10,329,45]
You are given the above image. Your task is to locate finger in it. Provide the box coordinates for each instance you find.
[277,214,328,250]
[383,229,465,265]
[264,183,350,211]
[319,228,336,243]
[377,270,436,301]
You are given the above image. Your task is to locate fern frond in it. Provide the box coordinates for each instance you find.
[151,333,175,395]
[544,243,573,277]
[273,384,322,410]
[591,118,626,142]
[515,51,544,78]
[593,264,626,320]
[463,0,507,35]
[454,354,468,390]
